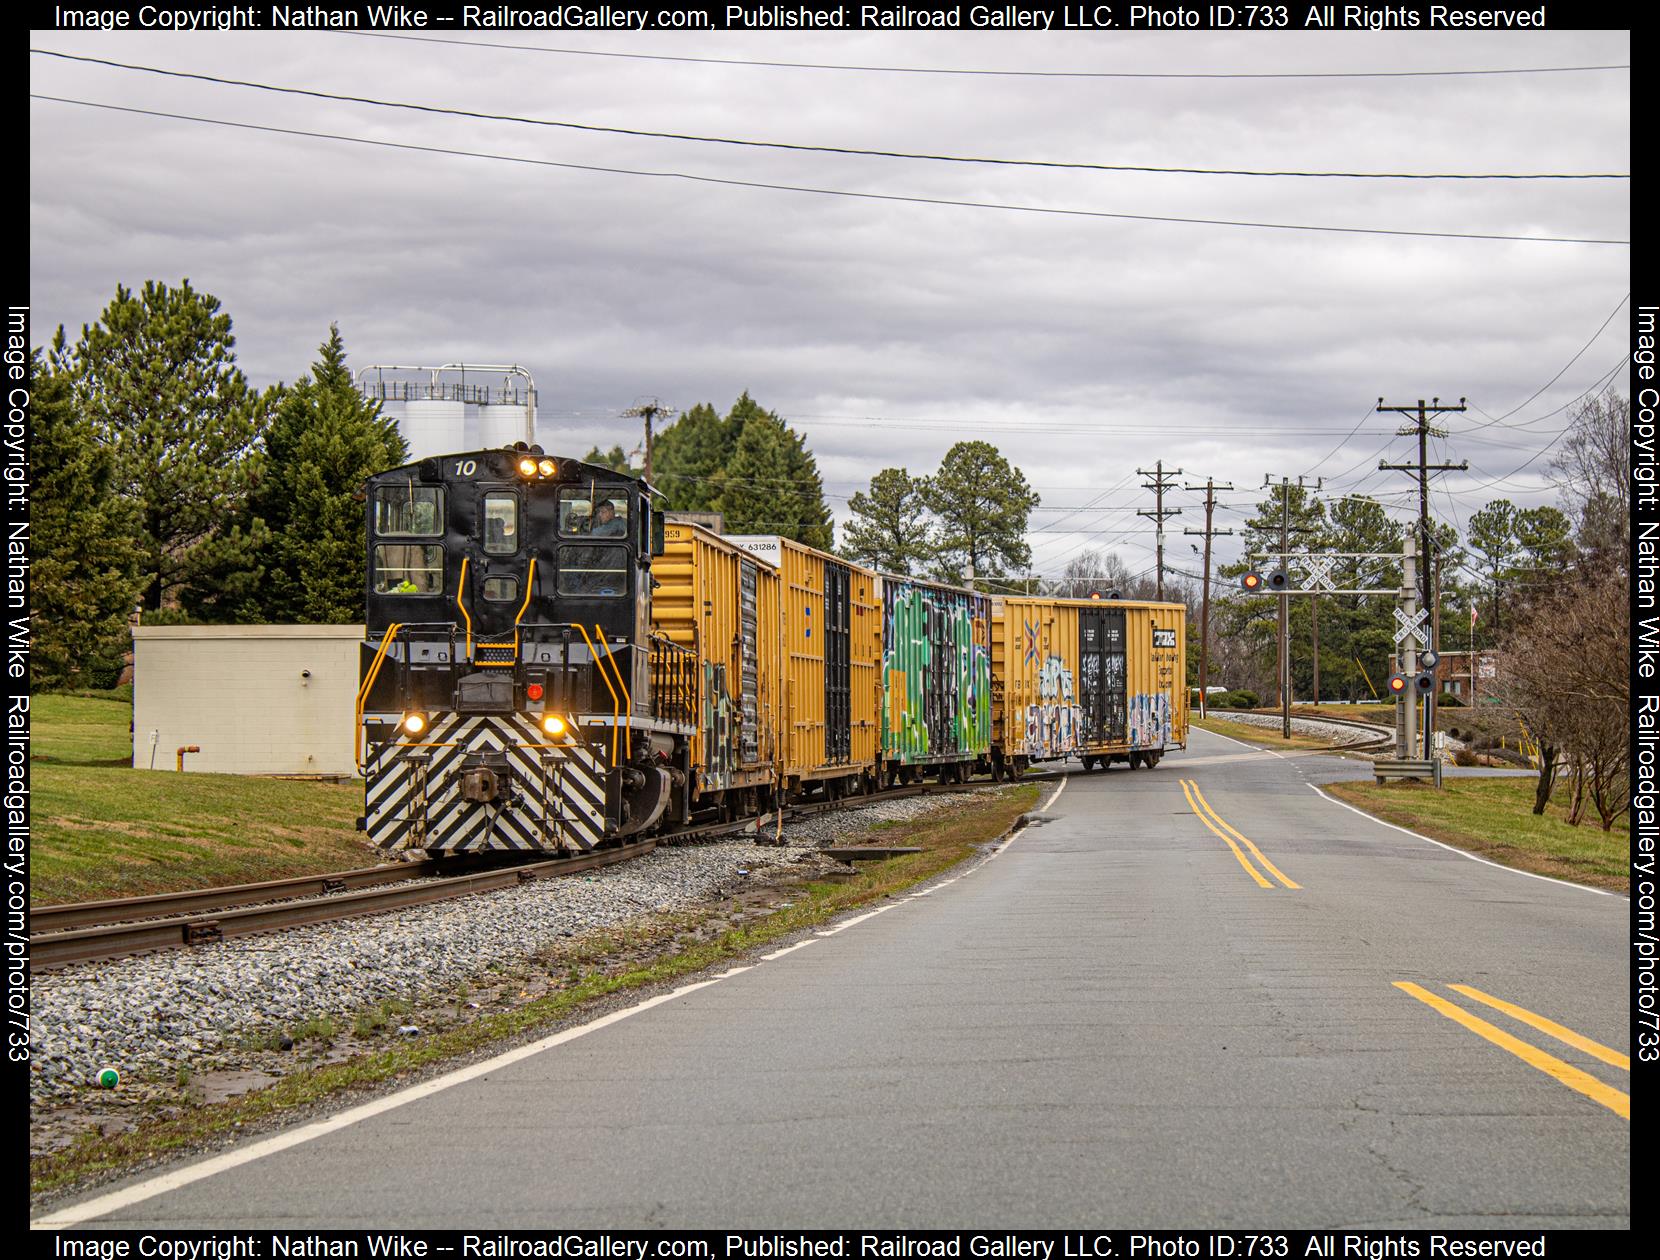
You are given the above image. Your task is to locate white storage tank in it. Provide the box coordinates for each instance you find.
[396,399,468,462]
[476,400,534,451]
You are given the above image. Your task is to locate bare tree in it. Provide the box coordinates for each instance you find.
[1043,549,1157,600]
[1496,567,1629,826]
[1551,393,1630,565]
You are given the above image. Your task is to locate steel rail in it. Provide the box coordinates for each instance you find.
[30,860,449,933]
[31,841,656,971]
[29,772,1061,970]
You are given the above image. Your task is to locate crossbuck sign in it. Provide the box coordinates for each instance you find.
[1300,555,1336,592]
[1393,606,1429,647]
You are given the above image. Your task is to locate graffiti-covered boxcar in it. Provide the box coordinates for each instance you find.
[989,596,1188,777]
[877,574,992,783]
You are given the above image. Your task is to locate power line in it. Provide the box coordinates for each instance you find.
[29,95,1632,248]
[32,50,1629,183]
[342,33,1630,82]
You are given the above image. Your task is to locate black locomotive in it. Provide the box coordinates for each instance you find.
[357,446,697,854]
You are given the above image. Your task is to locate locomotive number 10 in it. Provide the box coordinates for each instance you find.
[453,459,477,476]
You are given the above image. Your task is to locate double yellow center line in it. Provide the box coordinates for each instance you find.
[1395,981,1629,1119]
[1179,779,1300,889]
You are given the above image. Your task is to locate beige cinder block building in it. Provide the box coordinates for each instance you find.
[131,625,364,776]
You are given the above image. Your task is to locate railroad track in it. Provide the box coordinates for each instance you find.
[30,775,1039,971]
[1207,709,1395,751]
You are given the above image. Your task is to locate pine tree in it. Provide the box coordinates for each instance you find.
[842,468,934,574]
[52,280,273,612]
[28,351,144,689]
[711,418,790,535]
[241,326,408,623]
[924,441,1039,585]
[581,445,638,475]
[652,403,741,512]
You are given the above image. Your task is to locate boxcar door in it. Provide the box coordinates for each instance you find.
[824,562,852,764]
[739,559,760,764]
[1080,607,1128,744]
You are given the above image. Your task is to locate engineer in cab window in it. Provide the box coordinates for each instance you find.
[591,499,626,538]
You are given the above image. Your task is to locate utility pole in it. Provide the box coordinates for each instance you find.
[1263,475,1321,738]
[1137,461,1184,600]
[1183,477,1233,720]
[1378,397,1467,759]
[623,398,671,483]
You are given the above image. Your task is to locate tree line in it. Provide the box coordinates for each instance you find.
[33,280,405,690]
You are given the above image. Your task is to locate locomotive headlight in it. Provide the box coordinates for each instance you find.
[401,712,427,736]
[518,457,538,477]
[541,714,566,736]
[537,458,557,477]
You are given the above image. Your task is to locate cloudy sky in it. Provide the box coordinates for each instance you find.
[29,23,1630,582]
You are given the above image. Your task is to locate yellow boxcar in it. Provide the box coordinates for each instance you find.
[651,522,782,807]
[990,596,1188,773]
[725,535,881,795]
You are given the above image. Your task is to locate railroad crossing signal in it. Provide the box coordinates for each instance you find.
[1241,571,1264,591]
[1393,606,1429,647]
[1266,570,1289,591]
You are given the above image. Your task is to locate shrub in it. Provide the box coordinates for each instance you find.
[1228,690,1260,709]
[1438,692,1465,707]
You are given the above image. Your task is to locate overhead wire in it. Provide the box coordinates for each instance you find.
[29,95,1631,248]
[341,33,1630,82]
[30,51,1630,182]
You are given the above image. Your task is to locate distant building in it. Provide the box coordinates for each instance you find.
[1436,649,1501,702]
[359,364,536,462]
[132,625,363,776]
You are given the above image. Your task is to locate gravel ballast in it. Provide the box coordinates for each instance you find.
[30,790,1005,1107]
[1209,710,1392,747]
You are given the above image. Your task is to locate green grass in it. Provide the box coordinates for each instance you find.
[1325,775,1628,891]
[30,690,373,904]
[31,694,135,766]
[31,784,1039,1197]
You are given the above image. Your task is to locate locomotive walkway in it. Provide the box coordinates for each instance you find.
[40,728,1628,1228]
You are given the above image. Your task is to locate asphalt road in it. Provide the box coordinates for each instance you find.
[42,728,1629,1228]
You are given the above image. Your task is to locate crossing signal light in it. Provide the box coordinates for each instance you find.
[1241,571,1264,591]
[1387,670,1438,699]
[1267,570,1289,591]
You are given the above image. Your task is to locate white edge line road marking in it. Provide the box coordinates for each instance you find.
[759,938,818,960]
[1197,724,1293,762]
[816,904,898,936]
[1041,774,1069,812]
[1308,783,1618,899]
[33,972,728,1230]
[37,779,1053,1229]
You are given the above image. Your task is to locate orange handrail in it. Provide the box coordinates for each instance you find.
[574,622,622,764]
[593,625,633,762]
[454,556,472,661]
[355,622,404,769]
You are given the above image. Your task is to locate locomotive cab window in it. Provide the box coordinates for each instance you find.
[482,493,518,555]
[374,485,444,537]
[374,544,444,595]
[557,544,627,597]
[558,487,631,540]
[482,576,519,602]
